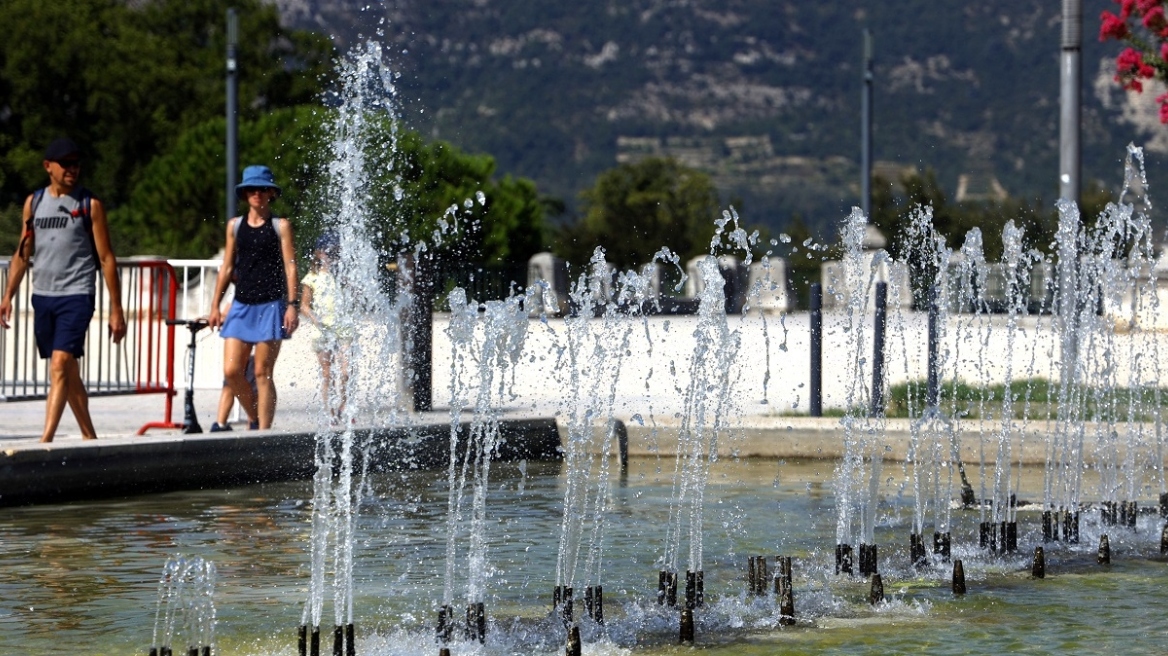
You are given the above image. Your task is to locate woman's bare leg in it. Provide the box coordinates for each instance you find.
[223,338,258,425]
[253,339,282,429]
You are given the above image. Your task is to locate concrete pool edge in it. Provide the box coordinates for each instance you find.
[4,414,1164,506]
[0,417,562,507]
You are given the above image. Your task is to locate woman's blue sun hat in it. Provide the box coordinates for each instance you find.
[235,165,281,198]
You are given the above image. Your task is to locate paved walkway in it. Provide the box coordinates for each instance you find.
[0,386,1091,467]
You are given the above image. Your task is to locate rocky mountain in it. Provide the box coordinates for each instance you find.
[268,0,1167,237]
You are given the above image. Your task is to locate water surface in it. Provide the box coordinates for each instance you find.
[1,458,1165,655]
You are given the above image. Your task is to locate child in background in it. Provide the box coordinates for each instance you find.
[300,232,352,423]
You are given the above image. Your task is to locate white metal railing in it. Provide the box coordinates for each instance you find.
[167,258,228,321]
[0,257,183,432]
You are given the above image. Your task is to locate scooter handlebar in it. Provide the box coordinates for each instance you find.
[166,318,210,330]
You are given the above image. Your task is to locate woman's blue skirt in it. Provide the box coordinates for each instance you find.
[221,299,287,343]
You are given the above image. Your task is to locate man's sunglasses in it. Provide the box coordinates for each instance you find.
[54,159,81,168]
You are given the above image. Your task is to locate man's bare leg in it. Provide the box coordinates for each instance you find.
[254,339,282,429]
[42,350,96,442]
[223,338,259,425]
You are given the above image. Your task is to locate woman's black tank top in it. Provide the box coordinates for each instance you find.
[233,218,286,304]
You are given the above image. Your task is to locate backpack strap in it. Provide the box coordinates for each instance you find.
[15,189,44,259]
[232,215,283,239]
[20,187,97,261]
[29,187,46,221]
[231,215,284,268]
[78,187,97,262]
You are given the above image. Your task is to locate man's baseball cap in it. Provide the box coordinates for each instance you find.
[44,138,81,162]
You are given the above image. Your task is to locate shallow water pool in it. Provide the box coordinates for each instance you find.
[1,458,1165,655]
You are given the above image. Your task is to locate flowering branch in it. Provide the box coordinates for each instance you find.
[1101,0,1168,121]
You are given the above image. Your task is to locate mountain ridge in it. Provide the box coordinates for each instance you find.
[267,0,1167,237]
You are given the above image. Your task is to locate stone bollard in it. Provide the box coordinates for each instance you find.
[1098,535,1111,565]
[952,559,966,595]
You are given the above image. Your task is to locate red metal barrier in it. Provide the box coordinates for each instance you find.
[0,257,181,434]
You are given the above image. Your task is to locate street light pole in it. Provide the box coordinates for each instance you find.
[861,29,873,219]
[226,8,239,222]
[1059,0,1081,205]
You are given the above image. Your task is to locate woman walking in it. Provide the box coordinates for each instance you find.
[208,165,299,429]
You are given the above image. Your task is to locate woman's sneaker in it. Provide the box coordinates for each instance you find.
[209,422,232,432]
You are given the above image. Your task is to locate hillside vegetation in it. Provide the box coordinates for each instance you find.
[276,0,1166,237]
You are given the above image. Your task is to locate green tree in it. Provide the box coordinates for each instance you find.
[371,131,548,266]
[117,111,548,265]
[0,0,333,210]
[869,169,1116,305]
[111,106,327,258]
[556,157,722,270]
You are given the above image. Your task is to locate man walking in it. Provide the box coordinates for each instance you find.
[0,138,126,442]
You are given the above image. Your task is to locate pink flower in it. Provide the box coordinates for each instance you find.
[1101,11,1130,40]
[1116,47,1156,91]
[1136,0,1162,16]
[1160,42,1168,59]
[1116,75,1145,92]
[1157,92,1168,122]
[1120,0,1137,19]
[1117,47,1147,73]
[1144,6,1167,29]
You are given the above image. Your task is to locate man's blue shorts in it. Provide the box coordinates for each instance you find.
[31,294,95,359]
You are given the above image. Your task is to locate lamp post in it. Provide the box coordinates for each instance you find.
[1059,0,1081,205]
[861,29,873,219]
[226,8,239,221]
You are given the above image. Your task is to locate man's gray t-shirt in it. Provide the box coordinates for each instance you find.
[30,188,97,297]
